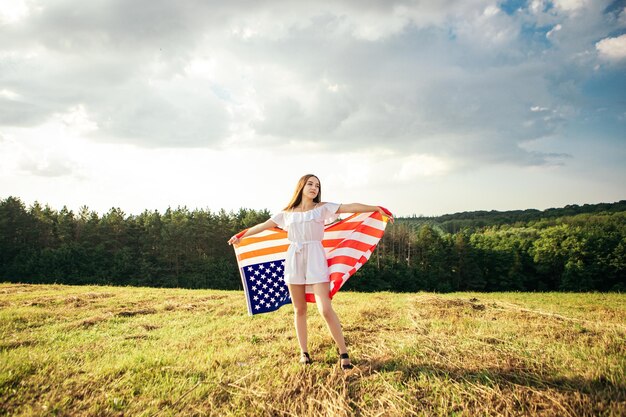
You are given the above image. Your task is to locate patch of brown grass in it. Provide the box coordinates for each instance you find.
[67,314,112,329]
[115,308,157,317]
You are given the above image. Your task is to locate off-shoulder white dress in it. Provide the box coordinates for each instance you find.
[270,202,340,285]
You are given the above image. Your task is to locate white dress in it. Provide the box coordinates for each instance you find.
[270,202,341,285]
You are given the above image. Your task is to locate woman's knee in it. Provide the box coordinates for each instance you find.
[293,303,307,317]
[317,303,334,320]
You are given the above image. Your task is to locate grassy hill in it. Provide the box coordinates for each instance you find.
[399,200,626,232]
[1,283,624,416]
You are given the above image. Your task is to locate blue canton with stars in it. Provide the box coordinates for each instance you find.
[242,259,291,315]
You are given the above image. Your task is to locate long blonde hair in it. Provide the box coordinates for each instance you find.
[283,174,321,211]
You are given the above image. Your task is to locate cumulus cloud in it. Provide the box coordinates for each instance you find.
[596,34,626,61]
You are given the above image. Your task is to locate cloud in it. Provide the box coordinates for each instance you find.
[18,155,77,177]
[252,81,356,140]
[393,153,450,181]
[0,88,20,100]
[596,34,626,61]
[546,24,562,39]
[0,0,29,24]
[0,106,97,178]
[552,0,591,12]
[0,132,80,178]
[0,0,624,170]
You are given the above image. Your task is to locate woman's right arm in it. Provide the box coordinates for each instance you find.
[227,219,278,245]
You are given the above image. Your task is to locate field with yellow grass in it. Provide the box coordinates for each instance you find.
[1,283,624,416]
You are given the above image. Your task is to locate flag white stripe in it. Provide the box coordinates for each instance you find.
[239,253,286,268]
[327,247,370,260]
[326,232,381,247]
[328,262,354,275]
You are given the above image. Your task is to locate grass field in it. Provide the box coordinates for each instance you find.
[0,283,624,416]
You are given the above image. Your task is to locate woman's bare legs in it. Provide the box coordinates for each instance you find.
[312,282,352,367]
[287,284,308,355]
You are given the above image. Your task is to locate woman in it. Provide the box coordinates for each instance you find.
[228,174,392,369]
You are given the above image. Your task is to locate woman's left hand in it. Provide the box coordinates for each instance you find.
[377,206,394,223]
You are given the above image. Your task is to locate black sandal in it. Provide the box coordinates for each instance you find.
[339,353,354,370]
[299,351,312,365]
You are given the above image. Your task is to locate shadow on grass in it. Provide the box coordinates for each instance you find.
[365,358,625,401]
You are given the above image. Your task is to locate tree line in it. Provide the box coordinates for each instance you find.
[1,196,624,292]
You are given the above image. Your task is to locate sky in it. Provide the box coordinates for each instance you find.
[0,0,625,217]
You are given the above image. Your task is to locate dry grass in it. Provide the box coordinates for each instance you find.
[0,283,624,416]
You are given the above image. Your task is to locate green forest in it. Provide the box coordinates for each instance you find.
[1,196,624,292]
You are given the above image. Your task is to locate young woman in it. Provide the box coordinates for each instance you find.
[228,174,392,369]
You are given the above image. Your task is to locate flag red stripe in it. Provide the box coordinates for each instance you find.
[329,221,385,236]
[329,271,346,281]
[326,221,365,231]
[237,244,290,261]
[330,239,373,253]
[328,255,360,268]
[322,239,344,248]
[355,224,385,238]
[238,229,287,246]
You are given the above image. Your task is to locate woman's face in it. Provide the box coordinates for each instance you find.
[302,176,320,200]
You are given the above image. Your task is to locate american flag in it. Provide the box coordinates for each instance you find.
[233,210,390,315]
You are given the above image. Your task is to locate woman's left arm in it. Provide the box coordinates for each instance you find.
[337,203,393,221]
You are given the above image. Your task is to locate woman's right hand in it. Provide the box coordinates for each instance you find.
[228,235,241,246]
